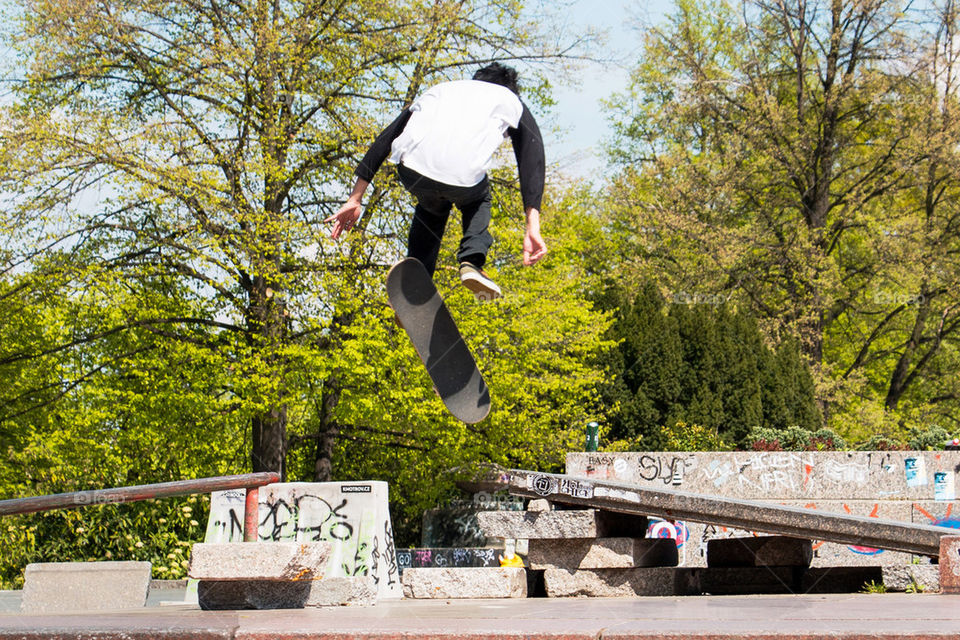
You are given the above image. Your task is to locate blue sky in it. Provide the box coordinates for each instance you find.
[544,0,675,178]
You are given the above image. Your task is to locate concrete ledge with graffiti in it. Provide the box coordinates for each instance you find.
[200,481,400,600]
[567,451,960,567]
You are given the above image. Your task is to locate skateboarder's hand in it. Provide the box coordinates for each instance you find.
[523,208,547,265]
[325,199,362,240]
[326,179,369,240]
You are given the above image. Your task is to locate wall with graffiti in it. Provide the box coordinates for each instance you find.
[568,451,960,567]
[201,482,401,599]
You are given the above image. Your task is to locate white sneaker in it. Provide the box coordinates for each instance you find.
[459,262,501,302]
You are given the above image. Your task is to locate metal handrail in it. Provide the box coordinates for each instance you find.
[0,472,279,542]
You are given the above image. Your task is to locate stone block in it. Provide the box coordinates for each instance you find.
[204,481,403,599]
[939,535,960,594]
[528,537,678,570]
[21,561,151,614]
[476,510,646,539]
[188,542,330,581]
[197,576,376,609]
[882,564,940,592]
[396,547,499,574]
[565,451,960,501]
[542,567,694,597]
[527,498,551,512]
[707,535,813,568]
[401,567,527,599]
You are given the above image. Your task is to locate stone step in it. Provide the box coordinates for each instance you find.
[528,537,678,570]
[476,509,647,539]
[20,561,151,614]
[543,567,698,597]
[188,542,331,581]
[401,567,527,599]
[542,565,885,597]
[197,577,376,609]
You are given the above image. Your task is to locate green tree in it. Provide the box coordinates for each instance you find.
[605,0,919,409]
[602,282,819,448]
[0,0,588,478]
[0,0,602,579]
[603,0,960,437]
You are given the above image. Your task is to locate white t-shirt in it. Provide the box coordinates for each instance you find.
[388,80,524,187]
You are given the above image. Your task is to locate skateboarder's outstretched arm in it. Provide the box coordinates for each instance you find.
[509,104,547,265]
[325,108,413,239]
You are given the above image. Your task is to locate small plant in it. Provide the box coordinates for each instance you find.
[905,580,926,594]
[751,438,782,451]
[862,580,887,594]
[907,425,951,450]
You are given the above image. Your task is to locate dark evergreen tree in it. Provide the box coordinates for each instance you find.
[601,283,821,448]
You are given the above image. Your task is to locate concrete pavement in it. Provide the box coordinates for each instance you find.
[2,593,960,639]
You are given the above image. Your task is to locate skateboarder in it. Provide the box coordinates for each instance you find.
[326,62,547,301]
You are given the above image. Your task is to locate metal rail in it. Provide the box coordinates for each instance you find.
[0,472,279,542]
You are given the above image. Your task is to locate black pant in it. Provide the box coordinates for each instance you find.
[398,164,493,276]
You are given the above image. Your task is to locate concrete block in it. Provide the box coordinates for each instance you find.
[939,535,960,594]
[21,561,151,613]
[205,481,403,599]
[188,542,330,581]
[528,537,678,570]
[527,498,551,512]
[882,564,940,592]
[542,567,694,597]
[396,547,499,574]
[476,510,647,539]
[566,450,960,501]
[197,576,376,609]
[401,567,526,599]
[707,536,813,568]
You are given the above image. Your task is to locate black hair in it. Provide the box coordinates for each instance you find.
[472,62,520,95]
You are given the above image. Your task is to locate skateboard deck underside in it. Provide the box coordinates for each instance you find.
[386,259,491,423]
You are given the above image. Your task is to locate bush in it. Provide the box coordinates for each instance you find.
[0,497,206,589]
[743,426,846,451]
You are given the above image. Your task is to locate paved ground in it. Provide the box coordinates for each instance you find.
[2,593,960,639]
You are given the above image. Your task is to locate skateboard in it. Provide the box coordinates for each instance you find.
[386,258,491,423]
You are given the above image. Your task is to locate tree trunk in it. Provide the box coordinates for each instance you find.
[314,379,340,482]
[246,275,289,478]
[252,406,287,478]
[885,287,931,410]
